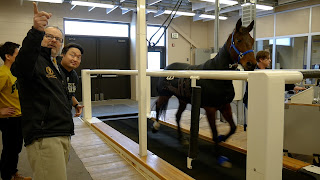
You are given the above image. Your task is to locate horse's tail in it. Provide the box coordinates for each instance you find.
[152,96,169,121]
[151,96,170,133]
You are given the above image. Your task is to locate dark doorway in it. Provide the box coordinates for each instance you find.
[65,36,130,101]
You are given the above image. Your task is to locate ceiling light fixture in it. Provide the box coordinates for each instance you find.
[29,0,63,3]
[200,0,238,6]
[199,14,228,20]
[71,1,115,9]
[241,3,273,11]
[163,10,228,20]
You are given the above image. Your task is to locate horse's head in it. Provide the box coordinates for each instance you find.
[228,18,256,71]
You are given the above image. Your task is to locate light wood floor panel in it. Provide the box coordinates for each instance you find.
[71,117,146,180]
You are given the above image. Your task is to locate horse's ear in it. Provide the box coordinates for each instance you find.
[236,18,242,32]
[247,20,254,32]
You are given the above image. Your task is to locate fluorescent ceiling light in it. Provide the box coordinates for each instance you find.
[163,10,227,20]
[164,10,195,16]
[199,14,228,20]
[71,1,115,8]
[241,3,273,11]
[200,0,238,5]
[30,0,63,3]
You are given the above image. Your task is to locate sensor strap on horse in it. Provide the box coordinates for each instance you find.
[229,31,254,64]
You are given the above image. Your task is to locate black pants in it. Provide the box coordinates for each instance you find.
[0,117,23,180]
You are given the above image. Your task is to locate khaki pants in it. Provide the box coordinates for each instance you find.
[26,136,71,180]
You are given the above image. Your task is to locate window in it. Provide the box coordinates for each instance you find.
[148,52,161,70]
[269,38,291,46]
[147,26,165,47]
[256,39,273,69]
[64,19,129,37]
[311,35,320,69]
[275,36,308,69]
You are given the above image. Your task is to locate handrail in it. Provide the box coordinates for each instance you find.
[82,69,303,83]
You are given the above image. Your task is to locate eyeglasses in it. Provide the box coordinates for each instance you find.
[44,34,63,43]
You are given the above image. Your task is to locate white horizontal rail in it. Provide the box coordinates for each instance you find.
[82,69,303,83]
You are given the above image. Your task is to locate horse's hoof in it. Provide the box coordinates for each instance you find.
[218,135,226,142]
[217,156,232,168]
[151,121,160,133]
[151,127,159,133]
[180,137,189,145]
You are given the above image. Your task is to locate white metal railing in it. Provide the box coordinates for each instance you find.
[81,68,303,180]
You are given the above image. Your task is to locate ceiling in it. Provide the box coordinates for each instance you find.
[104,0,307,17]
[56,0,312,21]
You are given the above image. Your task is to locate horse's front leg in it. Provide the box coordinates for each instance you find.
[176,100,187,144]
[203,106,218,142]
[219,103,236,142]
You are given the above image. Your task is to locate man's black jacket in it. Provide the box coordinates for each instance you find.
[12,27,74,146]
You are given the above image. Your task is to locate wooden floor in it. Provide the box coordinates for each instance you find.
[71,117,146,180]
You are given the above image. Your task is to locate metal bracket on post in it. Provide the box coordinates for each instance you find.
[190,76,200,87]
[187,81,201,170]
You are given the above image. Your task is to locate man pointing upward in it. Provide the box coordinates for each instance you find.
[12,3,74,180]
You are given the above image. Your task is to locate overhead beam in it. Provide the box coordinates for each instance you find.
[219,5,241,14]
[106,6,118,14]
[171,14,181,19]
[192,2,207,11]
[154,8,165,17]
[88,6,95,12]
[148,0,162,6]
[193,14,205,21]
[70,5,76,10]
[122,8,131,15]
[204,4,229,12]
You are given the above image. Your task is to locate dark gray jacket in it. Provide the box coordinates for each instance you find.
[12,27,74,146]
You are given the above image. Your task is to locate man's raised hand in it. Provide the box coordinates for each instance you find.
[33,2,52,31]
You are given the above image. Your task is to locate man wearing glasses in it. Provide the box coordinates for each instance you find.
[11,3,74,180]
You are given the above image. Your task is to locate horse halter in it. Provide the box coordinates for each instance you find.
[229,31,254,66]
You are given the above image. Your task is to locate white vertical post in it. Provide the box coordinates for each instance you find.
[137,0,148,156]
[146,76,151,117]
[247,72,285,180]
[81,70,92,123]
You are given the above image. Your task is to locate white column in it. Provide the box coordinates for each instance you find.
[81,69,92,123]
[146,76,151,117]
[247,72,285,180]
[137,0,148,156]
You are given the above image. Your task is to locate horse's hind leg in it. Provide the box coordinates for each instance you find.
[175,99,187,144]
[152,96,171,133]
[203,106,218,142]
[219,103,236,142]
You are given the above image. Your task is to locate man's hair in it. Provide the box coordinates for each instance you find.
[61,43,84,55]
[0,41,20,61]
[256,50,270,62]
[45,26,64,37]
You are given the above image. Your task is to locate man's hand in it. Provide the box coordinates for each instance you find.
[294,86,306,93]
[74,105,84,117]
[33,2,52,31]
[0,107,16,118]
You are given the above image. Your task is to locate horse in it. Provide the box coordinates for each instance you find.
[151,18,256,166]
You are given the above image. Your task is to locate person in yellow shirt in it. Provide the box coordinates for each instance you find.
[0,42,32,180]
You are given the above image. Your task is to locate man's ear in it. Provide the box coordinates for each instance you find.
[5,54,10,61]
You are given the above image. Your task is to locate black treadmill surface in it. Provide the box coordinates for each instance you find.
[103,118,316,180]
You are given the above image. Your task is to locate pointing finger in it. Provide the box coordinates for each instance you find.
[33,2,39,15]
[37,11,52,19]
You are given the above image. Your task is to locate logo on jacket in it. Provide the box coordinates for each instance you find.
[68,83,76,93]
[46,67,57,79]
